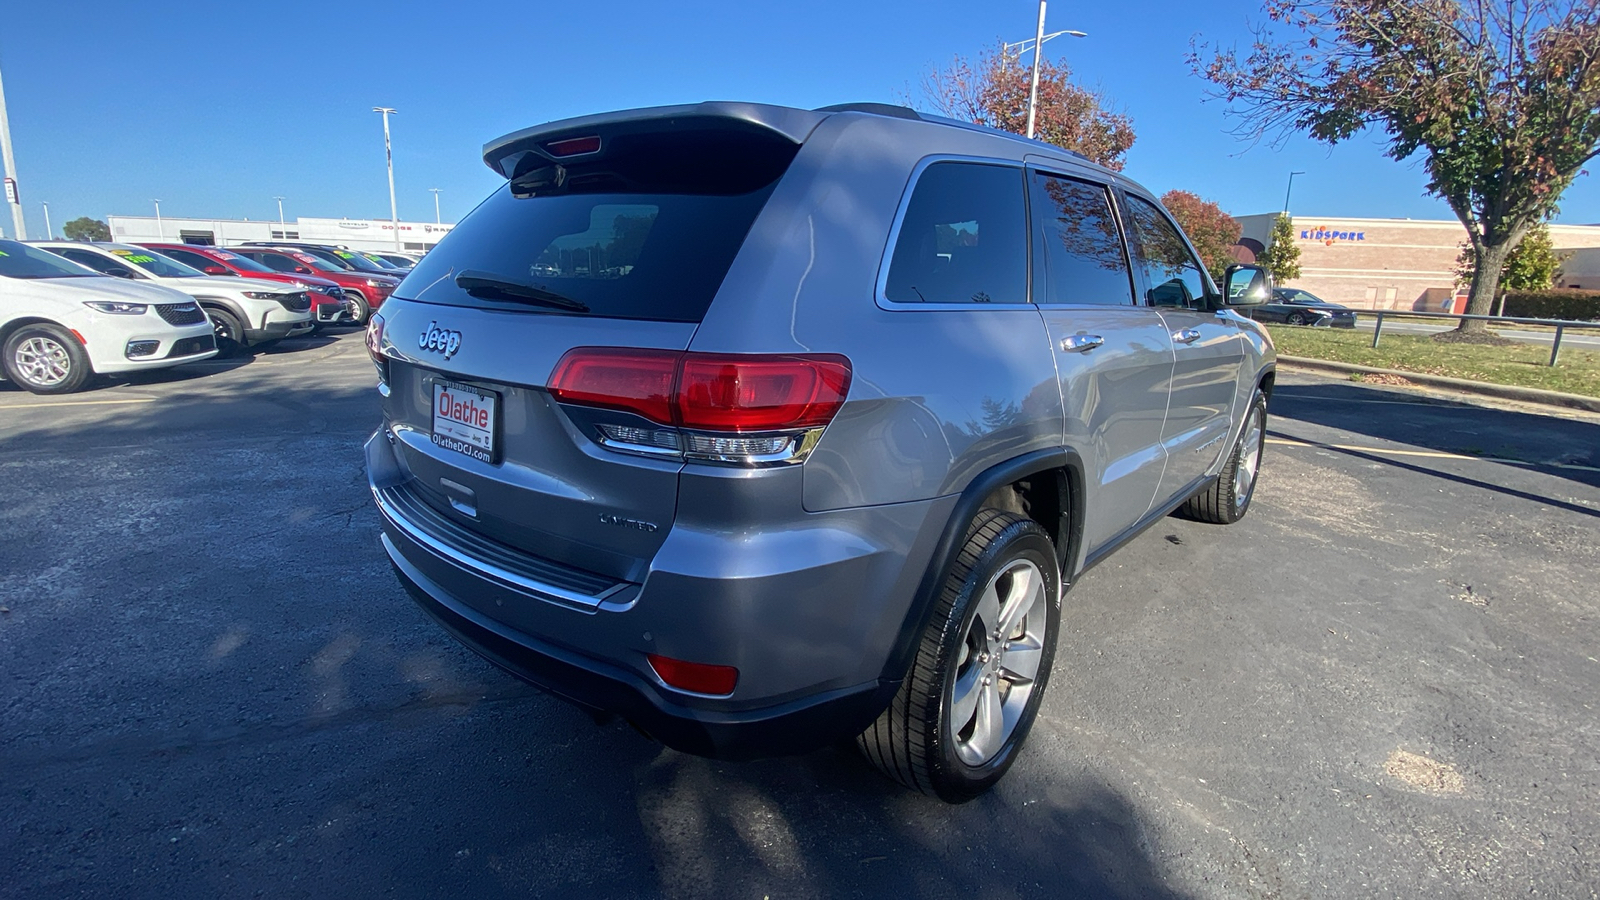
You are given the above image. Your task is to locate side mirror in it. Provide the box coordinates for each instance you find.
[294,266,314,274]
[108,269,136,279]
[1223,264,1273,306]
[202,265,232,276]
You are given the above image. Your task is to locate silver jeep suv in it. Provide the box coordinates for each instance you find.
[366,101,1275,801]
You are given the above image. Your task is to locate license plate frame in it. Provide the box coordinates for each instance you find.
[429,379,501,465]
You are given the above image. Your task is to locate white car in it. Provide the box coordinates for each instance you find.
[35,241,314,354]
[0,239,218,394]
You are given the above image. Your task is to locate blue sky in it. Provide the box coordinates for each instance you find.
[2,0,1596,236]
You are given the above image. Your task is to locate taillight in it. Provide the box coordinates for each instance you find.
[366,313,388,384]
[548,348,852,465]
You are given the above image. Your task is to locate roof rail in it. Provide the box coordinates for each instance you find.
[814,103,922,121]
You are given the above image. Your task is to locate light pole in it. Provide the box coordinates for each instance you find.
[152,199,163,240]
[274,195,286,236]
[428,188,442,225]
[1008,2,1087,139]
[0,61,28,240]
[1283,171,1306,214]
[373,107,400,252]
[41,200,50,238]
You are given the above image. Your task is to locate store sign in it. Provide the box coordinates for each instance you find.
[1302,225,1365,245]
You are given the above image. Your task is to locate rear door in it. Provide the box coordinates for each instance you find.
[376,126,799,585]
[1028,169,1175,553]
[1119,192,1248,502]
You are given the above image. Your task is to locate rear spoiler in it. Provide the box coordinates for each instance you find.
[482,102,832,179]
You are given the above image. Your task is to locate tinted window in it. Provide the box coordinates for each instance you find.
[245,251,300,273]
[1123,195,1209,309]
[109,248,205,278]
[0,240,96,278]
[158,248,218,270]
[886,162,1027,304]
[58,249,140,279]
[404,184,778,322]
[1030,172,1133,306]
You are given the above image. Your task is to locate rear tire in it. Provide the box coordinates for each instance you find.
[1179,391,1266,525]
[857,509,1060,802]
[3,324,93,394]
[206,308,246,357]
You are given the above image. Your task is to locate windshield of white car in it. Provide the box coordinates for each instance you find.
[0,241,98,278]
[112,248,207,278]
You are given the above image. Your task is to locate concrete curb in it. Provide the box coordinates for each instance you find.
[1277,355,1600,414]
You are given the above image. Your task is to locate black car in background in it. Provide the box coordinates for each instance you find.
[1244,288,1359,328]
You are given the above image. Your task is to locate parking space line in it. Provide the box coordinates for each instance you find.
[0,398,157,410]
[1267,436,1600,473]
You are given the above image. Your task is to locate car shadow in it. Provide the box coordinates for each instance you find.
[1268,379,1600,492]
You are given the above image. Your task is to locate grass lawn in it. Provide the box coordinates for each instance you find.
[1265,325,1600,398]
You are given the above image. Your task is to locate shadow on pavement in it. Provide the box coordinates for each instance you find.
[1268,380,1600,490]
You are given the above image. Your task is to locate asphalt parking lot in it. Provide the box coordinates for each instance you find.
[2,329,1597,899]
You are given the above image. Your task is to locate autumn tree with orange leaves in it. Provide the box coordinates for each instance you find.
[918,42,1135,170]
[1192,0,1600,335]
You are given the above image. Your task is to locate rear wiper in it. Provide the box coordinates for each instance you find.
[454,270,589,312]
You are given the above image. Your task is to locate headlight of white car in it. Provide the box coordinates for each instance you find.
[83,301,148,314]
[241,291,287,299]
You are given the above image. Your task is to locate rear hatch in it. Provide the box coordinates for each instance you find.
[373,105,817,587]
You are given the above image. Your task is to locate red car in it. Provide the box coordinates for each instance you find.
[138,243,348,325]
[227,247,400,325]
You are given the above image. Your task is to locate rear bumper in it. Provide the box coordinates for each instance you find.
[366,428,945,759]
[386,537,895,759]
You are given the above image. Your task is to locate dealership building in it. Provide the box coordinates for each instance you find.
[106,215,454,253]
[1234,214,1600,311]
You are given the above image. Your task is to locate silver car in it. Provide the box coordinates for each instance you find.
[366,101,1276,801]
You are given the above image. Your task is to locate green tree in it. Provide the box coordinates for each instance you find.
[918,42,1135,170]
[1257,213,1302,283]
[61,217,110,242]
[1191,1,1600,336]
[1455,222,1561,314]
[1160,189,1241,282]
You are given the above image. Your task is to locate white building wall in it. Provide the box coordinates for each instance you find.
[107,215,454,253]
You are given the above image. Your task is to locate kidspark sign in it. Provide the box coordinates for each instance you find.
[1302,226,1366,246]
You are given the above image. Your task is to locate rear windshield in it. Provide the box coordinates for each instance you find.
[403,129,795,322]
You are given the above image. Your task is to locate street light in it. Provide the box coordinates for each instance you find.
[273,196,287,237]
[41,200,50,238]
[1003,28,1088,59]
[1283,171,1306,214]
[1007,2,1088,140]
[152,199,163,240]
[373,107,400,252]
[0,62,27,239]
[428,188,442,225]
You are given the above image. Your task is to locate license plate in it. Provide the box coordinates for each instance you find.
[430,380,499,464]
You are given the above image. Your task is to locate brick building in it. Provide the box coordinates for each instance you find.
[1234,214,1600,311]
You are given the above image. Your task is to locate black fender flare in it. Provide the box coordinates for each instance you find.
[876,447,1086,689]
[192,297,253,338]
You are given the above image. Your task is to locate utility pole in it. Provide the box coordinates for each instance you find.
[0,61,28,240]
[41,200,50,238]
[373,107,400,252]
[1026,0,1048,139]
[274,195,286,235]
[429,187,442,224]
[1283,171,1306,214]
[152,199,163,240]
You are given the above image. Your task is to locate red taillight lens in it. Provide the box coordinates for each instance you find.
[365,313,386,365]
[549,347,678,424]
[544,135,602,157]
[647,654,738,695]
[677,354,852,431]
[548,348,852,433]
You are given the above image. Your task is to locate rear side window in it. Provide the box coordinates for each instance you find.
[885,162,1027,304]
[1029,172,1134,306]
[405,129,799,323]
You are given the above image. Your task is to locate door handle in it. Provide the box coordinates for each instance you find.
[1173,328,1202,345]
[1060,334,1105,353]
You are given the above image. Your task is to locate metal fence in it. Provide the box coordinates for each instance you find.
[1367,310,1600,366]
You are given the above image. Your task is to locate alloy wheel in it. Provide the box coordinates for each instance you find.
[14,336,72,387]
[1233,405,1264,510]
[948,558,1049,766]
